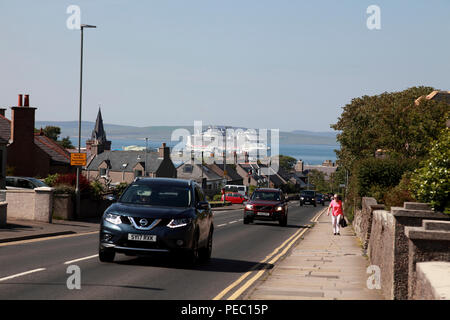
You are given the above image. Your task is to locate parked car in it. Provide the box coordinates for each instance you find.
[221,192,247,204]
[316,193,325,206]
[224,185,248,197]
[243,188,288,226]
[300,190,316,206]
[99,178,214,265]
[6,176,48,189]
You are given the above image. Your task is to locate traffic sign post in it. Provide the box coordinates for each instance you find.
[71,153,87,166]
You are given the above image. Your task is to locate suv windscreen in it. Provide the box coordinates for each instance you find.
[251,191,281,201]
[301,191,316,197]
[120,183,191,207]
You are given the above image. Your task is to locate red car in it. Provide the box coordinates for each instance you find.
[243,188,288,226]
[221,192,247,204]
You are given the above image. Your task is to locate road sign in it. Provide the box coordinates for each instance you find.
[70,153,87,166]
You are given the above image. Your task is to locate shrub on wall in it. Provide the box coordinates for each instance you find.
[410,128,450,213]
[354,157,420,198]
[54,173,90,191]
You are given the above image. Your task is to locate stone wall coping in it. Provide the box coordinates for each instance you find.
[34,187,55,193]
[0,202,7,206]
[404,202,431,211]
[391,207,450,219]
[405,226,450,241]
[416,262,450,300]
[423,220,450,231]
[5,189,35,194]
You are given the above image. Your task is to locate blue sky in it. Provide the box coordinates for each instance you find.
[0,0,449,132]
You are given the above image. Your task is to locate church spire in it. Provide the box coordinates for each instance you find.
[92,107,107,143]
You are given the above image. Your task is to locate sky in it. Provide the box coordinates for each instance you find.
[0,0,449,132]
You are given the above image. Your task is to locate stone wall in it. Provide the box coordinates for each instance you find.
[368,209,395,299]
[413,262,450,300]
[405,220,450,299]
[353,199,450,300]
[353,197,385,252]
[4,187,54,222]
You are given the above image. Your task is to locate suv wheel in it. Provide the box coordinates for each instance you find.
[185,233,200,266]
[199,229,213,262]
[99,247,115,263]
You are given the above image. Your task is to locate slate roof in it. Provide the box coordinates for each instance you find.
[34,134,71,164]
[209,163,243,181]
[177,162,223,181]
[0,114,70,163]
[86,150,163,173]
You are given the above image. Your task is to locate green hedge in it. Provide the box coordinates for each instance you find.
[354,158,420,198]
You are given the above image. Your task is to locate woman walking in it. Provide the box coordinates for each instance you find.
[327,194,344,235]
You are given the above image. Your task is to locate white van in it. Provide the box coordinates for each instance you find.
[224,185,248,197]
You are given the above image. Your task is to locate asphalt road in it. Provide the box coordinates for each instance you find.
[0,202,324,300]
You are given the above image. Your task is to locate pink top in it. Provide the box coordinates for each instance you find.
[329,200,343,217]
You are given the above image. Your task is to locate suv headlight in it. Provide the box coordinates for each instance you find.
[300,197,304,200]
[276,206,283,212]
[105,213,122,225]
[167,218,192,228]
[245,204,254,210]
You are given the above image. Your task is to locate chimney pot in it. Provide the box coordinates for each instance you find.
[24,95,30,107]
[18,94,23,107]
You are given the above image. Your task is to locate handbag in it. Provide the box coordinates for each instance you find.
[339,216,347,228]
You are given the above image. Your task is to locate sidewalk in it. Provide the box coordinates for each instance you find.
[246,210,384,300]
[0,218,100,243]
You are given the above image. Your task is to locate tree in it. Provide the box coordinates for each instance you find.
[331,86,449,170]
[59,136,75,149]
[278,155,297,172]
[42,126,61,141]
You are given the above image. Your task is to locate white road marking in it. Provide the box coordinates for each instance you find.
[228,221,238,224]
[0,268,46,282]
[64,254,99,265]
[217,224,227,227]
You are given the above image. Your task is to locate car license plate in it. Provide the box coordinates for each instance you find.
[128,234,157,242]
[257,212,270,216]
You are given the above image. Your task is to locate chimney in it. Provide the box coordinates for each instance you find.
[24,94,30,107]
[244,151,249,163]
[158,142,170,160]
[18,94,23,107]
[0,108,6,117]
[10,94,37,144]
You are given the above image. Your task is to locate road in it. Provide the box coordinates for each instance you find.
[0,202,324,300]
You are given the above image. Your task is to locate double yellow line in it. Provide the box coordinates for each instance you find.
[213,208,326,300]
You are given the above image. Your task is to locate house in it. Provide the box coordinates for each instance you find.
[414,90,450,106]
[84,143,177,185]
[206,163,243,185]
[0,94,72,178]
[236,163,266,187]
[177,162,225,195]
[303,161,338,181]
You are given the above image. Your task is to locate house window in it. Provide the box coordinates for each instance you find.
[134,170,143,178]
[100,168,107,176]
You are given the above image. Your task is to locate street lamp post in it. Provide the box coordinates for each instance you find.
[75,24,96,220]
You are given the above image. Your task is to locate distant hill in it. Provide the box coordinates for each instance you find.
[35,121,338,145]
